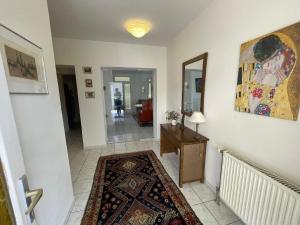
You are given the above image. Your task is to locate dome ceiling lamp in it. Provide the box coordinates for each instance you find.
[124,19,152,38]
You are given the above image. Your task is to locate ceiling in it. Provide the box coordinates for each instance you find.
[47,0,211,46]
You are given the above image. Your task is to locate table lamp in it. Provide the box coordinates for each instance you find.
[189,111,206,135]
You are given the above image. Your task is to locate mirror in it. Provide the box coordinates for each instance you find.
[182,53,208,116]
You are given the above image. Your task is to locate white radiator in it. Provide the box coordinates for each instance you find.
[220,151,300,225]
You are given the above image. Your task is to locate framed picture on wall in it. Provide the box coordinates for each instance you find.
[85,91,95,98]
[83,66,92,74]
[85,79,93,87]
[195,78,202,93]
[234,21,300,121]
[0,24,48,94]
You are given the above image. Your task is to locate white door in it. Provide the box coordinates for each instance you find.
[0,52,41,225]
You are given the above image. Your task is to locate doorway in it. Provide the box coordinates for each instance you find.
[56,65,82,148]
[102,68,155,143]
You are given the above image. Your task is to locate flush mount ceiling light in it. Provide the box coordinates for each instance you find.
[124,19,152,38]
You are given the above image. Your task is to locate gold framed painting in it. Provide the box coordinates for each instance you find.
[0,24,48,94]
[235,22,300,121]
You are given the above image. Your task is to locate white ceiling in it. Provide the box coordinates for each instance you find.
[47,0,211,46]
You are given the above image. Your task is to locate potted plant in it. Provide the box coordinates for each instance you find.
[166,110,180,126]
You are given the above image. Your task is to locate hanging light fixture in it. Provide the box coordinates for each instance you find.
[124,19,152,38]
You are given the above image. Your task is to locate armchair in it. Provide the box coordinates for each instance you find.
[138,99,153,126]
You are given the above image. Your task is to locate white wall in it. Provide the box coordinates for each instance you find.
[0,1,74,225]
[53,38,167,148]
[167,0,300,187]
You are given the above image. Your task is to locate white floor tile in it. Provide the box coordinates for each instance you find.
[72,193,90,212]
[180,184,202,206]
[73,179,93,194]
[114,142,126,153]
[205,201,239,225]
[77,167,96,180]
[191,182,216,202]
[192,204,219,225]
[66,211,84,225]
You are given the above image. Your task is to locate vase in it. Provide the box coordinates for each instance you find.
[171,120,177,126]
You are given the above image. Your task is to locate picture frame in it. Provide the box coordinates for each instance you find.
[85,79,93,87]
[85,91,95,98]
[83,66,92,74]
[0,24,48,94]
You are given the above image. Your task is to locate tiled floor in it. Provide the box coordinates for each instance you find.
[65,132,245,225]
[106,112,153,143]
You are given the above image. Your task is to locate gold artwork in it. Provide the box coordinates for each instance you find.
[235,22,300,121]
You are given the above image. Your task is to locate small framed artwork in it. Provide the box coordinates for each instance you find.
[0,24,48,94]
[83,66,92,74]
[85,91,95,98]
[85,79,93,87]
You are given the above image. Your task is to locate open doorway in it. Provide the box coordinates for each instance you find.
[56,65,82,148]
[102,68,155,143]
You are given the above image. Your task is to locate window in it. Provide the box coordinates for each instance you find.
[114,76,130,82]
[148,79,152,99]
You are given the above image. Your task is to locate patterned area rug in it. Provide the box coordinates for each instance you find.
[81,150,202,225]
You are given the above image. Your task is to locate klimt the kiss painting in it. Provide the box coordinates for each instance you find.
[235,22,300,121]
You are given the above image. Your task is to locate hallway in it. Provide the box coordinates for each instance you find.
[66,135,244,225]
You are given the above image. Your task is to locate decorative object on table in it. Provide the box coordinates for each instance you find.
[85,78,93,87]
[235,22,300,121]
[81,151,202,225]
[83,66,92,74]
[189,111,206,137]
[166,110,180,126]
[85,91,95,98]
[0,24,48,94]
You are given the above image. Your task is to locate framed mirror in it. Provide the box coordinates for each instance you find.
[182,52,208,116]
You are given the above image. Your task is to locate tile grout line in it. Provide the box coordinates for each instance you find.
[202,201,221,225]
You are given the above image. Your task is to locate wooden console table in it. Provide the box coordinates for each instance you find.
[160,123,209,188]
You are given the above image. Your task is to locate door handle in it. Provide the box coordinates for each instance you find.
[25,188,43,215]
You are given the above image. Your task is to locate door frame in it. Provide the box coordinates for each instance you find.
[101,67,157,143]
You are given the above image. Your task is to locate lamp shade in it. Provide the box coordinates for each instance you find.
[124,19,152,38]
[189,111,206,124]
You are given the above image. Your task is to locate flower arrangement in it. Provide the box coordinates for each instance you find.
[166,110,180,124]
